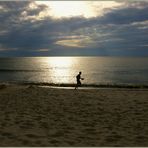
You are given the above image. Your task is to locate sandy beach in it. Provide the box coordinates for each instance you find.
[0,84,148,146]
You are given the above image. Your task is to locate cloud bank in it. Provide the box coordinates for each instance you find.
[0,1,148,56]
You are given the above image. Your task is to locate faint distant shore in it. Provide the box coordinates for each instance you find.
[1,82,148,89]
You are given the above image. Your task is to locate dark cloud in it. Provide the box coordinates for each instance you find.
[0,1,148,56]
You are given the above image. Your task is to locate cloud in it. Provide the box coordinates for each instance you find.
[0,1,148,56]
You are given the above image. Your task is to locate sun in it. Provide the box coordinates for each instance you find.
[35,1,123,19]
[36,1,97,18]
[49,1,94,18]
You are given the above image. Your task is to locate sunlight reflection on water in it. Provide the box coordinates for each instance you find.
[0,57,148,85]
[47,57,78,83]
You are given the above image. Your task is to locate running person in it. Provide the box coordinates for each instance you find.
[75,71,84,89]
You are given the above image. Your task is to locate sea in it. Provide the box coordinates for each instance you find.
[0,57,148,86]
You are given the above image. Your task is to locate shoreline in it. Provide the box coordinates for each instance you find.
[1,82,148,89]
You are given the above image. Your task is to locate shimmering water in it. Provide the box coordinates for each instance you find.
[0,57,148,85]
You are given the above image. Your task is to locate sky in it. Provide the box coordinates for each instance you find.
[0,1,148,57]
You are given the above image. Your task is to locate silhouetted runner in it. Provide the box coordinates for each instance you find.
[75,71,84,89]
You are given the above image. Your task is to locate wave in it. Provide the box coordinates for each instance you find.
[2,81,148,88]
[0,69,43,72]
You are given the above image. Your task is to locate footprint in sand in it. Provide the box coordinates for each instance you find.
[18,120,35,129]
[1,131,16,139]
[25,133,44,139]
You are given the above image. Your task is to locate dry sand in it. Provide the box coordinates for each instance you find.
[0,84,148,146]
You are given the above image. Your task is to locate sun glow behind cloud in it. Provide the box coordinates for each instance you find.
[36,1,123,19]
[34,1,123,48]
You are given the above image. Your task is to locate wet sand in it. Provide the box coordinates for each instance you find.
[0,84,148,146]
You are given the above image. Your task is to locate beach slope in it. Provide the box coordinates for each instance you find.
[0,85,148,146]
